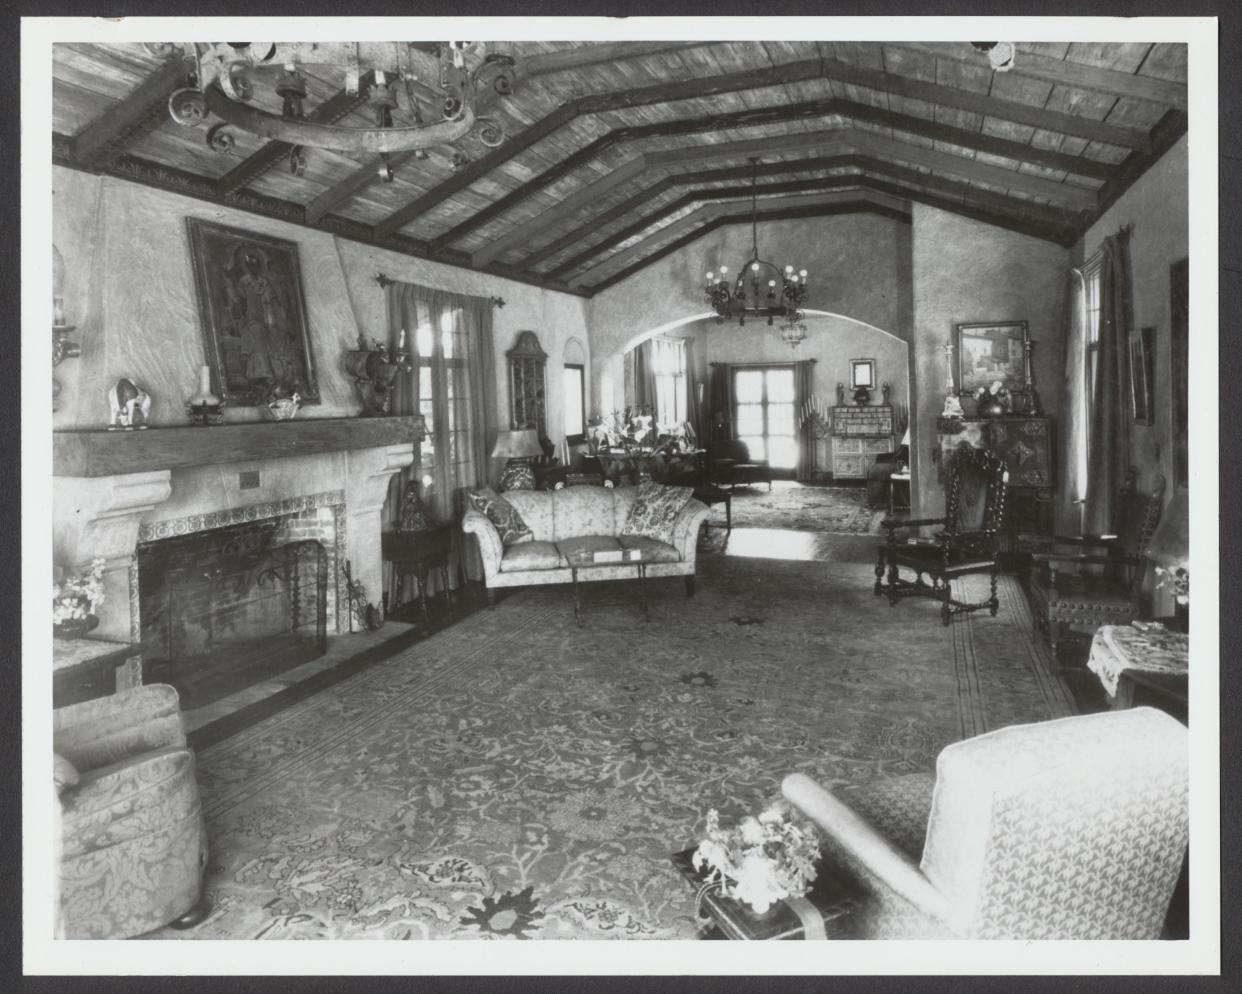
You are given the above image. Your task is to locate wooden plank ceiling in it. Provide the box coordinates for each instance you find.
[51,40,1188,297]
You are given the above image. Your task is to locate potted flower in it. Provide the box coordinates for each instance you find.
[972,380,1010,418]
[692,801,821,915]
[53,558,106,638]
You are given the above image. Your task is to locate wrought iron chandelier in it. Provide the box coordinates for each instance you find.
[703,158,810,343]
[157,42,517,181]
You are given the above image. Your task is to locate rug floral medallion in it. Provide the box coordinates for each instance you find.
[157,557,1072,941]
[711,483,886,535]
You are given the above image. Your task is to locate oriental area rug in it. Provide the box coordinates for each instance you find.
[156,557,1073,941]
[711,482,885,535]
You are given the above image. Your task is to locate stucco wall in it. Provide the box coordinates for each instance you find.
[51,166,591,451]
[587,211,913,413]
[909,205,1069,519]
[1074,134,1188,500]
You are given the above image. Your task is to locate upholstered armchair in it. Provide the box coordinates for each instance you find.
[1025,473,1165,660]
[712,439,772,490]
[54,684,209,938]
[782,708,1188,939]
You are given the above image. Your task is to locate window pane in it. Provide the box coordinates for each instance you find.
[766,369,795,402]
[416,323,433,358]
[767,403,796,435]
[419,366,433,398]
[736,404,764,435]
[735,370,764,402]
[563,366,584,437]
[768,437,798,469]
[740,435,766,461]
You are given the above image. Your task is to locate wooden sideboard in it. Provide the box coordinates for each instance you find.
[831,405,894,480]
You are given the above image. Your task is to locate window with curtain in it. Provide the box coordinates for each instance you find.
[653,337,687,427]
[411,306,473,511]
[1075,252,1103,493]
[563,363,585,442]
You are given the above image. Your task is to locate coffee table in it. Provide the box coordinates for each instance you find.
[567,551,648,626]
[670,848,859,940]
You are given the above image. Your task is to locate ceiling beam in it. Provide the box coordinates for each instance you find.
[514,41,709,79]
[888,42,1187,111]
[217,79,374,196]
[816,55,1151,151]
[585,202,914,296]
[479,99,1115,268]
[69,56,189,170]
[544,177,910,280]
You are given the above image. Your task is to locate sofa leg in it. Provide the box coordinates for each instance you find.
[169,896,212,930]
[486,589,497,610]
[685,576,696,597]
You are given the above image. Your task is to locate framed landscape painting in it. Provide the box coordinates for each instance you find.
[955,321,1028,395]
[186,218,320,407]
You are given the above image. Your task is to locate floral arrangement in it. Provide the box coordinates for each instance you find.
[53,558,106,625]
[972,379,1011,412]
[1154,564,1189,605]
[692,801,821,914]
[587,406,655,452]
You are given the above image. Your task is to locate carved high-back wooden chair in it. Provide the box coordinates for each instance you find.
[1026,471,1165,662]
[874,445,1009,625]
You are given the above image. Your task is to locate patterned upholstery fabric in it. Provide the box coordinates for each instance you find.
[54,684,207,939]
[617,535,681,563]
[461,486,709,592]
[468,488,533,546]
[498,461,537,492]
[787,708,1188,939]
[499,540,567,572]
[620,482,695,545]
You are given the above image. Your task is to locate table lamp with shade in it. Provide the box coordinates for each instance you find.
[492,428,543,491]
[1147,484,1189,632]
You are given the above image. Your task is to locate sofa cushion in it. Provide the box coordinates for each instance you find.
[552,485,617,540]
[500,541,566,572]
[620,481,695,545]
[468,488,533,546]
[557,535,622,565]
[617,535,681,563]
[500,490,555,542]
[54,752,80,794]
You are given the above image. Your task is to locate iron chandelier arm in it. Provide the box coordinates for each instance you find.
[201,80,478,154]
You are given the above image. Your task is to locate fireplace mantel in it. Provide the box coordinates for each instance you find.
[54,417,420,478]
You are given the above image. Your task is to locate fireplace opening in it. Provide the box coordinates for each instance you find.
[138,519,328,710]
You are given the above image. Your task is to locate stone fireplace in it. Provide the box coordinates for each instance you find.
[53,419,417,691]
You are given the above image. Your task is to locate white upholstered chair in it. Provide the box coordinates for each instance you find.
[782,707,1188,939]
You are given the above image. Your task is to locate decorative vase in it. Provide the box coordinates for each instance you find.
[188,364,220,407]
[977,397,1007,418]
[54,613,99,639]
[267,394,301,421]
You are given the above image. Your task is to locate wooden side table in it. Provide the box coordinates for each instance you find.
[1087,623,1188,721]
[382,525,455,619]
[53,637,140,708]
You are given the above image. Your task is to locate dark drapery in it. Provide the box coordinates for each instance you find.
[633,338,658,414]
[1084,229,1132,535]
[383,281,496,596]
[683,338,705,445]
[795,359,816,482]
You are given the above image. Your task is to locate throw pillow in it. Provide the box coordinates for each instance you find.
[620,481,694,545]
[468,487,533,546]
[498,462,537,492]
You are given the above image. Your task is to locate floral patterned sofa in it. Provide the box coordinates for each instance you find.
[462,484,709,603]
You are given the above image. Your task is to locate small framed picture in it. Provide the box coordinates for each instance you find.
[849,358,875,389]
[955,321,1028,394]
[1129,326,1155,425]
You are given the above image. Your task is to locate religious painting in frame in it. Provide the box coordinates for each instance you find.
[186,218,320,407]
[955,320,1028,395]
[1129,326,1155,425]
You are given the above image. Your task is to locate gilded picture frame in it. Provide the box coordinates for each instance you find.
[955,320,1028,395]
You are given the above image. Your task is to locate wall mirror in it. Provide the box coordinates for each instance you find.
[507,330,548,437]
[850,358,875,389]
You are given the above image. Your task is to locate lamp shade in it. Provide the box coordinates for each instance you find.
[491,428,542,459]
[1147,485,1189,569]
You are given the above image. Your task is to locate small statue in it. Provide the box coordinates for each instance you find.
[107,378,151,430]
[836,382,845,406]
[882,382,891,404]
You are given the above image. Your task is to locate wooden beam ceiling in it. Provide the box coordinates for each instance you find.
[68,55,189,170]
